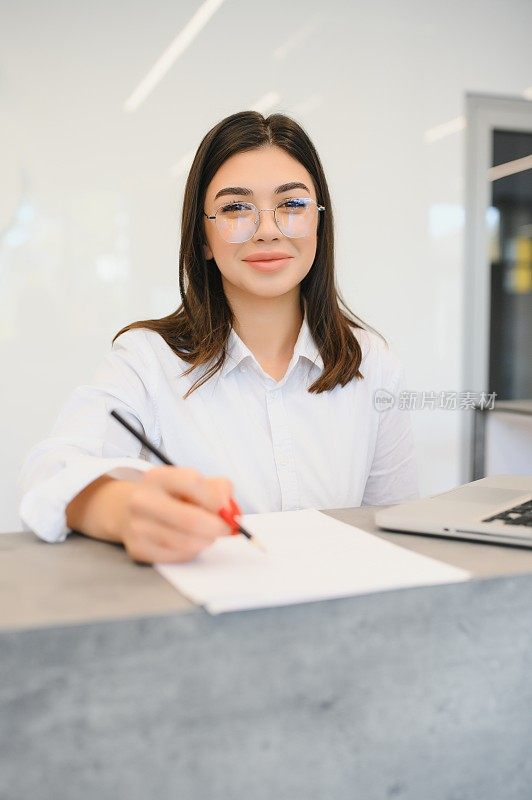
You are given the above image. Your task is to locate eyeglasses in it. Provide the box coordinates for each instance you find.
[203,197,325,243]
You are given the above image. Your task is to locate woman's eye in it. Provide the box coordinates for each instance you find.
[280,198,308,210]
[221,202,250,213]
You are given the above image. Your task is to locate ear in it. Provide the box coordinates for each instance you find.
[203,242,213,260]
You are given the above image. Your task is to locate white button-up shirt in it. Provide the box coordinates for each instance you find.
[18,317,419,542]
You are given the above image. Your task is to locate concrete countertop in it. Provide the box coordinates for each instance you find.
[3,507,532,800]
[2,505,532,631]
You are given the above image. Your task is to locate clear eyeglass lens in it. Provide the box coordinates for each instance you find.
[275,198,316,237]
[215,198,317,243]
[216,202,257,243]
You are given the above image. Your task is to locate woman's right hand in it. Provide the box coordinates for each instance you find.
[117,465,236,564]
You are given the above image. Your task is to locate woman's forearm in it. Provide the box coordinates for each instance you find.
[65,476,136,543]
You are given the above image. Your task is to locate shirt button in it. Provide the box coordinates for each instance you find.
[240,366,246,373]
[270,391,279,400]
[279,458,288,467]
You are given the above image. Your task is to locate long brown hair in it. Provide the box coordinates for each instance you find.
[113,110,383,396]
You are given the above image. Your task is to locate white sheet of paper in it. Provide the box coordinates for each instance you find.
[155,509,471,614]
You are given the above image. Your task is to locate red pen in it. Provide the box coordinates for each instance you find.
[217,496,244,534]
[217,496,266,552]
[110,409,266,552]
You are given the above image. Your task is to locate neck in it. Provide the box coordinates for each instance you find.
[224,284,304,364]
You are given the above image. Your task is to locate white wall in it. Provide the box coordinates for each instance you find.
[2,0,532,531]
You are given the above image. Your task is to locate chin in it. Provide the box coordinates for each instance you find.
[242,277,301,299]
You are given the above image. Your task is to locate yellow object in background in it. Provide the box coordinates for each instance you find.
[511,236,532,293]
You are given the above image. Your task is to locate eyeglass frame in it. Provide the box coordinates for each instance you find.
[203,197,326,242]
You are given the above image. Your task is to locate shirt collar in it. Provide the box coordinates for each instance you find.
[221,311,324,379]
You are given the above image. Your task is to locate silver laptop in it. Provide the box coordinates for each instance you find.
[375,474,532,547]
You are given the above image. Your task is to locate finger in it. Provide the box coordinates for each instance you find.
[129,515,208,550]
[154,521,216,557]
[156,500,231,544]
[146,467,233,513]
[132,487,231,542]
[206,476,235,515]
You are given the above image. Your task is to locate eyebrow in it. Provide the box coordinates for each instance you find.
[213,181,311,201]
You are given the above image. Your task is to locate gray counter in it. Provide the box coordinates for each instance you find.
[2,506,532,800]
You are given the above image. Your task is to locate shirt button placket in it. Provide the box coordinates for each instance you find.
[266,387,299,510]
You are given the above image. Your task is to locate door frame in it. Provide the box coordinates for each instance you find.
[462,92,532,482]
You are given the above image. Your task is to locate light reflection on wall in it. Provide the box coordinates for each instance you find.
[487,205,501,263]
[428,203,465,239]
[2,200,36,249]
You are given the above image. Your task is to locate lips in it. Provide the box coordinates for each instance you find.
[243,251,293,273]
[243,251,292,262]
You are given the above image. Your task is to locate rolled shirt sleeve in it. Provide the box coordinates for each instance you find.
[17,330,158,543]
[361,349,419,507]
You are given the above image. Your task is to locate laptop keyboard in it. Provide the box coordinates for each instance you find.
[483,499,532,527]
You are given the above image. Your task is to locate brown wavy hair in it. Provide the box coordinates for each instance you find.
[113,110,382,397]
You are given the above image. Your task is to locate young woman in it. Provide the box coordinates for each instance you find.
[18,111,418,564]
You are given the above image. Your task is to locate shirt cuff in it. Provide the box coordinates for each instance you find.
[19,455,155,543]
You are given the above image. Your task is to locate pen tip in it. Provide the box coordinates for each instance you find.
[251,537,267,554]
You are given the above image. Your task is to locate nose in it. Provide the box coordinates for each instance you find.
[253,208,280,242]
